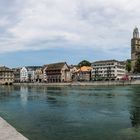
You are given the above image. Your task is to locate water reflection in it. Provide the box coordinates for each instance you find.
[18,86,66,105]
[130,90,140,127]
[47,96,57,102]
[130,106,140,127]
[20,86,28,105]
[0,86,14,100]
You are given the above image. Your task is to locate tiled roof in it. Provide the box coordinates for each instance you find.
[0,66,13,72]
[46,62,67,71]
[77,66,92,72]
[26,66,42,71]
[92,60,118,64]
[69,65,78,69]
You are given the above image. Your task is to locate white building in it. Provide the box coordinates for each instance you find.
[20,67,28,82]
[91,60,126,80]
[20,66,42,82]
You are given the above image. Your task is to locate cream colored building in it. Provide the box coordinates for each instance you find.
[69,65,78,81]
[34,68,44,82]
[0,66,14,84]
[12,68,21,83]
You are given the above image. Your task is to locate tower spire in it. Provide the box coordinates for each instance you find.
[133,27,139,38]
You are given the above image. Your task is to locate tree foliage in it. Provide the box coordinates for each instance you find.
[78,60,91,67]
[134,57,140,73]
[125,60,131,72]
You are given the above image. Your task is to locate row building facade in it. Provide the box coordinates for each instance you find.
[0,66,14,84]
[44,62,71,83]
[91,60,126,80]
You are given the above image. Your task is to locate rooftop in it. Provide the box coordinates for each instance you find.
[46,62,67,71]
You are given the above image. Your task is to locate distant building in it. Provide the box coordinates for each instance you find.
[91,60,126,80]
[12,68,21,83]
[34,68,44,82]
[131,27,140,72]
[44,62,71,83]
[77,66,92,81]
[69,65,78,81]
[20,66,42,82]
[20,67,28,82]
[0,66,14,84]
[42,65,48,82]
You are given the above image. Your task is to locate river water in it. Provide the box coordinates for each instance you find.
[0,85,140,140]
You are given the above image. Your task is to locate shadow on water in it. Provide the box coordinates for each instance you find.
[119,87,140,140]
[130,88,140,127]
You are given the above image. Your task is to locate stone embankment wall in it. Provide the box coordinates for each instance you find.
[0,117,28,140]
[13,80,140,86]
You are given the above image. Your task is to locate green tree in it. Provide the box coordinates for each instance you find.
[134,57,140,73]
[126,60,131,72]
[78,60,91,67]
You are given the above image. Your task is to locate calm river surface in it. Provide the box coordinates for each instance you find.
[0,85,140,140]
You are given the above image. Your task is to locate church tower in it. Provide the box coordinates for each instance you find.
[131,27,140,72]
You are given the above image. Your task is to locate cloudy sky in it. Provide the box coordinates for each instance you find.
[0,0,139,67]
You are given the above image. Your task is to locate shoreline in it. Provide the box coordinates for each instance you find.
[13,80,140,86]
[0,117,28,140]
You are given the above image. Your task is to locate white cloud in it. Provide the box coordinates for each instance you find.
[0,0,140,56]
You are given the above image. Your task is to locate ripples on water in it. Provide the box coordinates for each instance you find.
[0,85,140,140]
